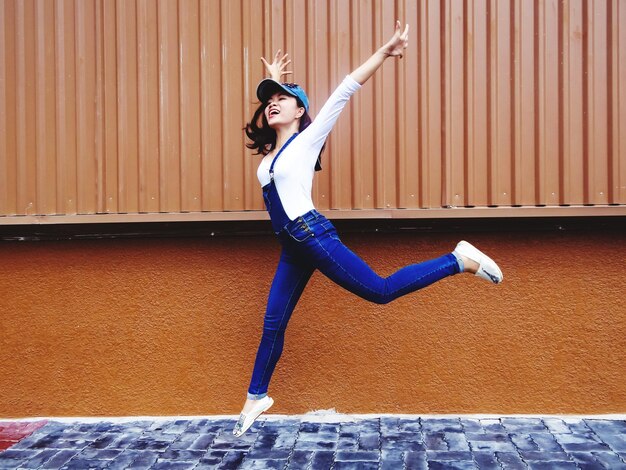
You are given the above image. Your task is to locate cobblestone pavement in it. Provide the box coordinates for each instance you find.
[1,416,625,469]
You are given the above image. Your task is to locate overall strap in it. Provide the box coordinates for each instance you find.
[269,132,298,181]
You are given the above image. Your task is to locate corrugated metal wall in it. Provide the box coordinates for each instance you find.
[1,0,625,222]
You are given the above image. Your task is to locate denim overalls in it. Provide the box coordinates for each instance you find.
[247,134,461,399]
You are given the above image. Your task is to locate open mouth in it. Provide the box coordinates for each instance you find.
[268,109,280,117]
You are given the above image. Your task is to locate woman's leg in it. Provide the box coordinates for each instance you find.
[302,221,460,304]
[247,248,314,399]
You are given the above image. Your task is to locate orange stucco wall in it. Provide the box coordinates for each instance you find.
[1,227,625,417]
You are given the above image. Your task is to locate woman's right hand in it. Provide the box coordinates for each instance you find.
[261,49,293,82]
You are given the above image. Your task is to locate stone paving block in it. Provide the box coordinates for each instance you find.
[310,450,335,468]
[510,433,538,451]
[428,461,475,470]
[101,450,144,470]
[60,458,111,469]
[238,459,288,469]
[13,449,58,469]
[188,433,217,451]
[158,449,205,461]
[297,431,338,442]
[380,417,400,432]
[562,419,591,434]
[543,418,572,434]
[466,432,517,453]
[334,462,378,470]
[594,432,626,452]
[569,451,609,470]
[379,449,404,470]
[251,431,277,449]
[472,451,501,470]
[421,419,463,433]
[150,461,197,470]
[445,431,470,451]
[426,451,473,462]
[36,450,80,469]
[380,432,425,452]
[404,451,428,470]
[480,419,507,433]
[216,450,247,469]
[423,431,448,451]
[519,450,573,461]
[585,419,626,435]
[335,450,379,462]
[398,419,422,433]
[526,462,579,470]
[288,449,313,468]
[501,418,547,433]
[246,447,291,460]
[530,432,565,452]
[78,448,124,460]
[337,435,359,450]
[272,432,297,449]
[494,451,528,469]
[556,437,611,452]
[293,439,337,451]
[460,419,483,433]
[124,450,160,469]
[126,438,171,452]
[358,432,380,450]
[590,450,626,469]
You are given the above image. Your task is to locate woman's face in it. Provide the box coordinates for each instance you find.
[264,92,304,129]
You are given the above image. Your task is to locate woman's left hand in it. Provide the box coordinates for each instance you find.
[378,21,409,59]
[261,49,293,82]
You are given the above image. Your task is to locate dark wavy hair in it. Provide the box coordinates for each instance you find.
[245,100,324,170]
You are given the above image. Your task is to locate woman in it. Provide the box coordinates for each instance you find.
[234,21,502,437]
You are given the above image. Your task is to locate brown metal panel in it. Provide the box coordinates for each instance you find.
[466,0,487,207]
[102,0,119,214]
[76,0,97,214]
[157,0,181,213]
[328,0,353,210]
[137,0,160,213]
[516,0,537,206]
[16,0,37,216]
[35,0,57,215]
[200,0,224,212]
[55,0,78,215]
[422,0,443,209]
[537,0,561,206]
[348,0,375,209]
[588,0,609,205]
[178,0,202,213]
[611,1,626,204]
[309,0,330,211]
[116,0,139,213]
[398,0,416,209]
[562,0,584,205]
[1,0,18,216]
[444,0,465,208]
[221,0,245,211]
[491,0,513,207]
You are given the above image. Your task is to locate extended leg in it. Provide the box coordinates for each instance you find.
[307,235,459,304]
[247,249,314,398]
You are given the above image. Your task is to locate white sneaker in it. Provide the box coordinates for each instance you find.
[233,396,274,437]
[454,240,503,284]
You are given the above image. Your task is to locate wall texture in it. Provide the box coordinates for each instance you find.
[1,0,625,222]
[1,228,624,417]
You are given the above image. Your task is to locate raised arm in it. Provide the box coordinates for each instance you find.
[349,21,409,85]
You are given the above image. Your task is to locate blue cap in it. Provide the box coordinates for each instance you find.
[256,79,309,112]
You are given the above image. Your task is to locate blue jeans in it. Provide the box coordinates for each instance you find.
[247,210,460,399]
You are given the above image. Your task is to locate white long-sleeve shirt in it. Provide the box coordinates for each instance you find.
[256,75,361,220]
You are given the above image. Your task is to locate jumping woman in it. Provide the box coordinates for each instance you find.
[234,21,503,437]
